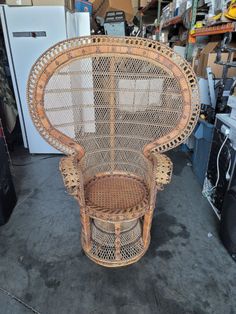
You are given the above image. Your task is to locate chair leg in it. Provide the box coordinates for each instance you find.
[143,208,154,247]
[114,223,121,260]
[80,208,91,251]
[143,184,158,247]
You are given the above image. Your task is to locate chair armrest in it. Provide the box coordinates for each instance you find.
[150,153,173,188]
[59,156,84,202]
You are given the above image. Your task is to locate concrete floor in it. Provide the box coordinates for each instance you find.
[0,148,235,314]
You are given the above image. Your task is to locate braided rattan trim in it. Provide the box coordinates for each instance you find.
[27,36,200,155]
[152,153,173,186]
[59,156,82,199]
[84,173,149,222]
[82,233,150,267]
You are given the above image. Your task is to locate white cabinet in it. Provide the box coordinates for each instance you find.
[0,6,90,153]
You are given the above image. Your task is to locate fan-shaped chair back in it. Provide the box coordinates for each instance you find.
[28,37,199,180]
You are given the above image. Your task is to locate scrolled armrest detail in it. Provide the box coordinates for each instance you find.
[151,153,173,186]
[59,156,83,199]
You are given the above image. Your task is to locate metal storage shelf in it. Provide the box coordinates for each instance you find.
[191,22,236,37]
[162,16,182,28]
[141,0,157,13]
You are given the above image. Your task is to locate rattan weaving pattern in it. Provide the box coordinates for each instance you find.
[84,174,149,221]
[59,155,86,205]
[152,153,173,186]
[88,219,144,264]
[27,36,200,157]
[59,156,80,197]
[80,151,153,191]
[91,220,141,246]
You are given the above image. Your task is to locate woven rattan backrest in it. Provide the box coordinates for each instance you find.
[27,36,199,173]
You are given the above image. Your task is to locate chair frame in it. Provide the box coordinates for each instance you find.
[27,36,200,267]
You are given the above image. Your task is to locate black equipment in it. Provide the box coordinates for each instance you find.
[0,132,17,225]
[220,186,236,262]
[204,114,236,215]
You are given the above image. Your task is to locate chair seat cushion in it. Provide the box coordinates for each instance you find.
[84,173,149,221]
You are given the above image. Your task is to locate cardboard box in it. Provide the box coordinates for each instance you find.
[196,42,236,78]
[140,0,149,7]
[7,0,32,5]
[131,0,139,15]
[32,0,74,10]
[91,0,133,23]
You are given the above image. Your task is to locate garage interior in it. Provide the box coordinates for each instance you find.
[0,1,236,314]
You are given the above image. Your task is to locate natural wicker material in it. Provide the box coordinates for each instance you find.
[27,36,200,267]
[84,174,149,221]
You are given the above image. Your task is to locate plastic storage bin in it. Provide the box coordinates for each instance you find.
[192,119,214,186]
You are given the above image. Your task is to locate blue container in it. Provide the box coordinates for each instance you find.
[192,119,214,186]
[75,0,92,15]
[173,8,179,17]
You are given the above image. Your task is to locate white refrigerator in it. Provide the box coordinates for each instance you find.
[0,5,90,153]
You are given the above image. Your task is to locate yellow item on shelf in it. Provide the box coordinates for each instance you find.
[207,12,222,23]
[195,21,203,28]
[225,0,236,20]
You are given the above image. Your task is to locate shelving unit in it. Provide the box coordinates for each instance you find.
[189,22,236,42]
[162,15,182,28]
[140,0,158,13]
[139,0,236,61]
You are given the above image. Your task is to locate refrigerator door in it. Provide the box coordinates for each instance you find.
[3,6,67,153]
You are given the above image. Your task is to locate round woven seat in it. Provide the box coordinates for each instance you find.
[84,174,149,221]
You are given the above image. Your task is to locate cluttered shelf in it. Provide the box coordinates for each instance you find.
[140,0,157,13]
[162,15,182,28]
[191,22,236,37]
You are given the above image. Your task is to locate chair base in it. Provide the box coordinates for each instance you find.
[81,219,150,267]
[83,244,150,267]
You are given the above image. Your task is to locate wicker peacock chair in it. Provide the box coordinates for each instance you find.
[27,36,200,267]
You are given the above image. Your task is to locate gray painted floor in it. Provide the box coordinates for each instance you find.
[0,149,235,314]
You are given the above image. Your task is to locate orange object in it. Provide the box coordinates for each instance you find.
[192,23,235,37]
[188,33,196,44]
